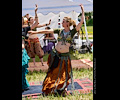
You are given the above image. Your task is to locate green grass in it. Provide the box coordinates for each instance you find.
[29,54,49,62]
[88,37,93,39]
[78,52,93,61]
[29,53,78,62]
[81,26,93,35]
[73,68,93,81]
[72,50,93,61]
[27,70,47,82]
[80,26,93,39]
[23,92,93,100]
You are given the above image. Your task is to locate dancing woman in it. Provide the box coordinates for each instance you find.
[27,8,51,66]
[28,4,84,96]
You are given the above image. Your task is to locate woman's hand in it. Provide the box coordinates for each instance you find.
[79,4,84,12]
[49,19,51,25]
[75,4,84,31]
[35,4,38,12]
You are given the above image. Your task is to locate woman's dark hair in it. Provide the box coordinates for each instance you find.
[45,26,51,30]
[28,17,33,25]
[24,13,29,18]
[28,17,32,21]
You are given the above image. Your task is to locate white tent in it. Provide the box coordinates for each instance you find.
[35,11,79,30]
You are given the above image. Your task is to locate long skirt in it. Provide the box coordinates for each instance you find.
[42,49,74,95]
[22,48,30,90]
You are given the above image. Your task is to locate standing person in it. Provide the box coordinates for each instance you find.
[28,4,84,96]
[27,14,51,67]
[43,26,56,54]
[22,4,38,91]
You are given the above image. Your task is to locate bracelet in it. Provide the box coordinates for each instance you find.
[46,24,48,26]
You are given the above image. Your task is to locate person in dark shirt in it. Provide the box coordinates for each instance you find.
[26,17,51,67]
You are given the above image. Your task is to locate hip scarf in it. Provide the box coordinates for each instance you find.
[28,38,39,48]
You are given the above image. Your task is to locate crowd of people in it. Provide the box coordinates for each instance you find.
[22,4,85,96]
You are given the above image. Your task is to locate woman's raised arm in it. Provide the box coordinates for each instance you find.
[30,4,39,30]
[76,4,84,31]
[37,19,51,28]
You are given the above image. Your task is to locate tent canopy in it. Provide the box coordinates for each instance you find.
[35,11,79,30]
[22,0,93,16]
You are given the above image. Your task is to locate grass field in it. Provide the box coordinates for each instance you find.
[73,51,93,61]
[81,26,93,39]
[81,26,93,35]
[23,92,93,100]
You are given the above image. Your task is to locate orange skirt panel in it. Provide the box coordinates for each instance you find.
[42,54,71,95]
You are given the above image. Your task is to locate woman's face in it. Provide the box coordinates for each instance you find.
[30,17,34,24]
[62,19,69,27]
[26,14,29,19]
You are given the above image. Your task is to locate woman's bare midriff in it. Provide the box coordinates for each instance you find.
[55,41,70,53]
[29,34,38,39]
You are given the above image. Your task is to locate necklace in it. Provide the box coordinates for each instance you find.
[63,29,70,38]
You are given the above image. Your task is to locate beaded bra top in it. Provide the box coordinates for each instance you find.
[57,29,72,43]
